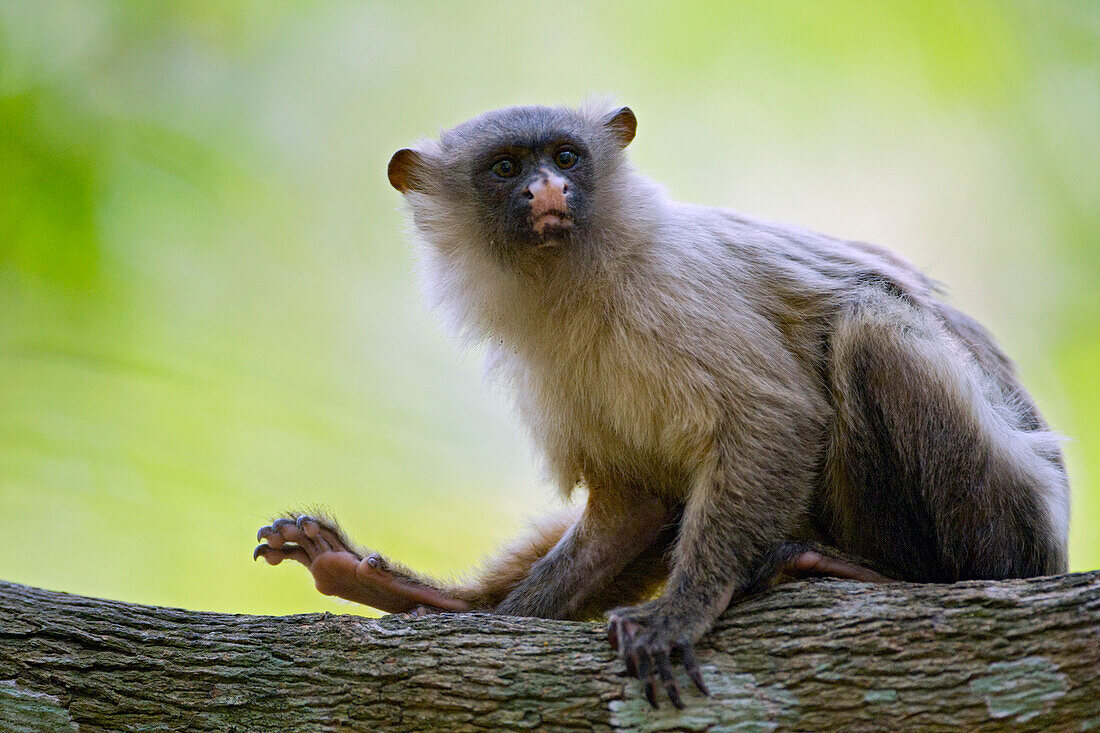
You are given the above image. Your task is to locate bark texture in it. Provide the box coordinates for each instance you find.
[1,573,1098,732]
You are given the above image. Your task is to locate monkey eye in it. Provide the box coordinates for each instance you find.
[491,157,519,178]
[554,149,579,170]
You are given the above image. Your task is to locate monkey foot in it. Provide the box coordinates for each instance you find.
[253,514,469,614]
[777,548,895,584]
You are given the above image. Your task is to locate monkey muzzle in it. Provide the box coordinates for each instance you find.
[526,170,573,235]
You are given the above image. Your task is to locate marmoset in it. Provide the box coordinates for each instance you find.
[254,103,1069,709]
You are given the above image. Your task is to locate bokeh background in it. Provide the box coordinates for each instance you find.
[2,1,1097,617]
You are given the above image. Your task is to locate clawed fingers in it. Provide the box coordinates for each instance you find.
[676,641,709,696]
[275,518,322,559]
[637,651,659,708]
[254,514,363,567]
[254,517,320,567]
[609,616,639,648]
[296,516,346,554]
[256,524,286,549]
[253,543,311,567]
[608,613,705,709]
[656,648,684,709]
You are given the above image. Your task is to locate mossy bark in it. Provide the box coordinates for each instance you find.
[2,573,1098,732]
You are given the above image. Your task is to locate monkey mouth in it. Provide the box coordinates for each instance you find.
[532,210,573,235]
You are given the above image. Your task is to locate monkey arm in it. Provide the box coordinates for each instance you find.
[608,417,821,709]
[494,487,672,620]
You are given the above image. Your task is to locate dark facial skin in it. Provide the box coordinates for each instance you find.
[469,133,594,248]
[387,106,636,263]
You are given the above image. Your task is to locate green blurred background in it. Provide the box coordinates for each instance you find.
[1,1,1097,617]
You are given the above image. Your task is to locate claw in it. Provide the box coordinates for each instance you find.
[637,649,655,694]
[665,679,684,709]
[253,543,310,567]
[625,649,640,678]
[657,649,684,709]
[296,515,320,537]
[257,526,274,542]
[680,644,709,696]
[687,666,708,696]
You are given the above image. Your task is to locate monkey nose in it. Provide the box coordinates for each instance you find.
[526,171,570,220]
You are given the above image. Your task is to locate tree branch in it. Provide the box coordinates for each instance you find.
[2,573,1098,732]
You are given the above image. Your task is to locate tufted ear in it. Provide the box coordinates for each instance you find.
[387,148,429,193]
[602,107,637,149]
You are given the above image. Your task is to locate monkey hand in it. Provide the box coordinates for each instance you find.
[606,601,709,709]
[253,514,468,614]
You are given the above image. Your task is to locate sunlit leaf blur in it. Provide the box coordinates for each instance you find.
[2,1,1097,616]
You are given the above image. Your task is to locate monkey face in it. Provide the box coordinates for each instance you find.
[468,134,595,247]
[388,105,637,258]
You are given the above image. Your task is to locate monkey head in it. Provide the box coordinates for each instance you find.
[388,104,637,256]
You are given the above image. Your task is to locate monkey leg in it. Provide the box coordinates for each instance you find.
[254,509,587,614]
[254,513,468,613]
[569,519,676,620]
[825,289,1069,581]
[254,501,676,619]
[493,489,673,621]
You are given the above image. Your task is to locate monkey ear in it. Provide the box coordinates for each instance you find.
[602,107,637,149]
[388,148,428,194]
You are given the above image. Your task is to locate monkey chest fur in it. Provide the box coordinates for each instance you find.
[496,279,831,501]
[507,314,724,495]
